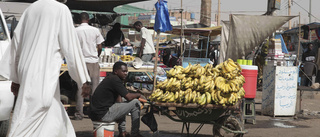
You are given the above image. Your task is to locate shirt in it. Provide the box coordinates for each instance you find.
[141,27,155,54]
[76,23,104,63]
[302,50,316,62]
[89,74,129,121]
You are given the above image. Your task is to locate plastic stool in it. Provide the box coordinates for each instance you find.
[241,98,256,124]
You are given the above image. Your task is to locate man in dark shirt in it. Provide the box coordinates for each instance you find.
[302,43,316,62]
[89,62,143,137]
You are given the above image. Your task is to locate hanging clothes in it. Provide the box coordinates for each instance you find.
[154,0,172,32]
[0,0,90,136]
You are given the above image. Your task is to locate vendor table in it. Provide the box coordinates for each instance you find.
[60,65,154,80]
[297,86,320,113]
[60,66,154,72]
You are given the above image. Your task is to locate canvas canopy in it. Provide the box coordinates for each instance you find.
[220,14,296,61]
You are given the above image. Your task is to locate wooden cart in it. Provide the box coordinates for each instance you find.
[153,102,247,137]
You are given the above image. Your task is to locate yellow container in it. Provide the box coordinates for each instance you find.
[242,60,248,65]
[247,60,253,65]
[237,59,242,65]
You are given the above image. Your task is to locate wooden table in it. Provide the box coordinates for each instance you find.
[60,66,154,72]
[60,66,155,80]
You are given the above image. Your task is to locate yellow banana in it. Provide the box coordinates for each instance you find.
[236,62,242,71]
[177,74,186,80]
[196,92,201,103]
[216,90,223,101]
[219,98,227,106]
[153,90,163,98]
[174,91,179,100]
[211,91,216,102]
[199,94,207,105]
[228,58,238,68]
[205,92,212,104]
[184,92,190,104]
[183,63,192,73]
[168,93,175,102]
[156,96,163,101]
[192,91,197,103]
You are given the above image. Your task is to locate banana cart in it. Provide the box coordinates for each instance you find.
[152,102,247,137]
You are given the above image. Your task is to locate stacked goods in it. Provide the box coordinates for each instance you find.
[120,55,135,62]
[150,59,246,106]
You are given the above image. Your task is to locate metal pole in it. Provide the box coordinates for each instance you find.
[309,0,312,42]
[180,0,184,59]
[217,0,221,26]
[297,12,301,65]
[288,0,291,29]
[309,0,312,23]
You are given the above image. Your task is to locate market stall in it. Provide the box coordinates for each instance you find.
[217,14,299,117]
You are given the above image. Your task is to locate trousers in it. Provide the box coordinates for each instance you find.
[75,62,100,118]
[101,99,141,136]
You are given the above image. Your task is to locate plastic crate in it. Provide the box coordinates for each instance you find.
[182,58,210,68]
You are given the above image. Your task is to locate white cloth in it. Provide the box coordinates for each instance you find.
[76,23,104,63]
[0,0,91,136]
[140,27,155,54]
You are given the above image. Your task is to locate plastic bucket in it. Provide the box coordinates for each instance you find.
[93,121,115,137]
[240,65,258,99]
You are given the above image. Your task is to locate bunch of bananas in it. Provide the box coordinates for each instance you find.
[166,65,184,78]
[151,58,246,106]
[210,88,245,106]
[120,55,135,61]
[216,58,242,79]
[214,75,245,93]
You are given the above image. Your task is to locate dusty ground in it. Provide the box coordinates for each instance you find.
[72,90,320,137]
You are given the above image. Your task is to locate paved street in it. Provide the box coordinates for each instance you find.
[72,91,320,137]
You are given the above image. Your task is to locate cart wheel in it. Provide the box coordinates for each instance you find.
[213,115,244,137]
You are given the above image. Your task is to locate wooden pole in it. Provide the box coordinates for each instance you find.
[297,12,301,64]
[288,0,291,29]
[180,0,184,59]
[153,31,160,91]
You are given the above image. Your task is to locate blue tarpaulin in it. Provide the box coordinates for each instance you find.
[275,34,289,54]
[154,0,172,32]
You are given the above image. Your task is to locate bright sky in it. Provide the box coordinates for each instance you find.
[129,0,320,25]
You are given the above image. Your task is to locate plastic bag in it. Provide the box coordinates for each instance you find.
[141,105,158,132]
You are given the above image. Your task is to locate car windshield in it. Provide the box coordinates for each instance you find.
[0,15,8,40]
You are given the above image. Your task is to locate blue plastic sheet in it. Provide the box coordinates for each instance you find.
[154,0,172,32]
[275,34,289,54]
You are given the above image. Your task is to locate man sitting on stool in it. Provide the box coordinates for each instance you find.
[89,62,143,137]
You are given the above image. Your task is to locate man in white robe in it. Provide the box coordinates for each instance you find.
[0,0,91,136]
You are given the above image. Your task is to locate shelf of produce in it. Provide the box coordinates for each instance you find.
[60,66,154,72]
